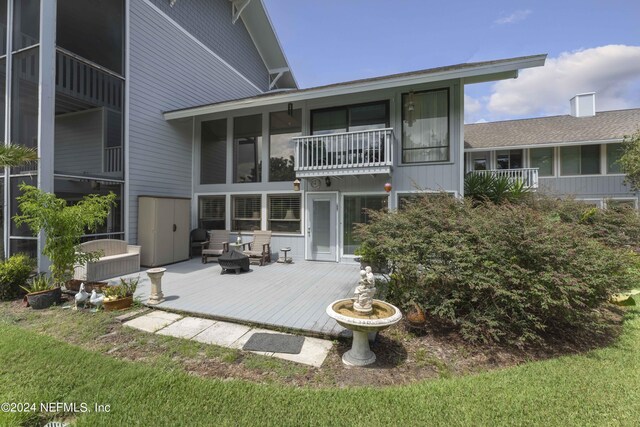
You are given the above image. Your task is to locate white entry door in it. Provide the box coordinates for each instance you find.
[306,193,337,261]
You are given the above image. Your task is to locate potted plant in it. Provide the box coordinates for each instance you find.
[20,274,61,310]
[103,277,139,311]
[13,185,116,289]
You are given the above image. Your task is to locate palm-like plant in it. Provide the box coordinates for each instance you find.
[0,144,38,167]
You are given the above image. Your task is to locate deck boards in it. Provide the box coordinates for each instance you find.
[124,259,360,337]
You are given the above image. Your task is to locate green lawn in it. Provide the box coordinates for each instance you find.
[1,309,639,426]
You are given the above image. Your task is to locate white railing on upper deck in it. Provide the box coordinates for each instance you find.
[104,146,123,173]
[293,128,393,176]
[473,168,539,189]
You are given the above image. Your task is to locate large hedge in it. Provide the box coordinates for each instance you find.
[355,195,639,346]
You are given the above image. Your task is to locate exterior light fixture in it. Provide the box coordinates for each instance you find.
[325,177,331,187]
[384,182,392,193]
[287,102,294,116]
[293,178,301,191]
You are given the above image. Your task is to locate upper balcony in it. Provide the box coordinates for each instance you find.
[293,128,394,177]
[471,168,539,189]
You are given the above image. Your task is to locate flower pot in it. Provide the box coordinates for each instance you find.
[406,304,427,329]
[103,296,133,311]
[26,287,62,310]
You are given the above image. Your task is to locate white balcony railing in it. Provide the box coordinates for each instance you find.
[104,146,123,173]
[293,128,394,177]
[473,168,539,189]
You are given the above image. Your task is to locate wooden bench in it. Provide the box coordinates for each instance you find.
[73,239,141,281]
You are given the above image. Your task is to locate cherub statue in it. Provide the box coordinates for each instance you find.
[353,268,376,313]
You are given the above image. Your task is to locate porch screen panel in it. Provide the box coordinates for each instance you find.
[13,0,40,51]
[233,115,262,183]
[530,147,554,176]
[496,150,523,169]
[11,47,39,174]
[232,195,261,231]
[606,143,623,174]
[201,119,227,184]
[402,89,449,163]
[561,145,600,175]
[269,110,301,182]
[343,195,388,255]
[268,194,301,233]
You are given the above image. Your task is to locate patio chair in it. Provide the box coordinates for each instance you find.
[190,228,208,257]
[243,231,272,266]
[201,230,230,264]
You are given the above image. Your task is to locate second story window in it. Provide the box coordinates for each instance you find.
[529,147,554,176]
[269,110,301,182]
[402,88,449,163]
[311,101,388,135]
[560,144,600,176]
[234,114,262,183]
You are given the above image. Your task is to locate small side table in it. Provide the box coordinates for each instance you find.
[278,247,292,264]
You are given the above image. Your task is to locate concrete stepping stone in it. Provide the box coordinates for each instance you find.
[192,321,252,347]
[271,336,333,368]
[124,311,182,333]
[157,317,216,339]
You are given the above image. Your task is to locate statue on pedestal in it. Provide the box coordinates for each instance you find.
[353,267,377,314]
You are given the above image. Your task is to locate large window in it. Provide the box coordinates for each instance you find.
[402,89,449,163]
[232,195,261,231]
[233,115,262,183]
[201,119,227,184]
[496,149,523,169]
[606,143,624,174]
[529,147,554,176]
[311,101,388,135]
[470,151,489,171]
[198,196,225,230]
[269,110,301,182]
[268,194,301,233]
[560,145,600,176]
[343,195,388,255]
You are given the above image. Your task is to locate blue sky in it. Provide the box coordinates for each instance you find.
[263,0,640,123]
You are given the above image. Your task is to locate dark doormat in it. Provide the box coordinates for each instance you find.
[242,333,305,354]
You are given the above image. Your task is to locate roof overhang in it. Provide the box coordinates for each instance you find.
[234,0,297,89]
[164,54,546,120]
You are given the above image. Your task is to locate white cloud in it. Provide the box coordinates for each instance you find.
[465,45,640,122]
[494,10,531,25]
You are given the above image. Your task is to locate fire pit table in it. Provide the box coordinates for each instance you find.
[218,250,250,274]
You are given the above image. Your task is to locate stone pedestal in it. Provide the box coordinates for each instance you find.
[146,267,166,305]
[342,330,376,366]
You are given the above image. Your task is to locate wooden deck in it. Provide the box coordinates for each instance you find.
[123,259,361,338]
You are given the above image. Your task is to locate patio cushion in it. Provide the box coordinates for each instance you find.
[202,248,224,256]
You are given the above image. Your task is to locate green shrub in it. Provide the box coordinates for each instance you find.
[355,195,637,346]
[0,254,35,300]
[464,172,531,205]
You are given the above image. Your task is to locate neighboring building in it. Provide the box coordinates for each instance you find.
[464,93,640,209]
[1,0,295,265]
[1,0,547,266]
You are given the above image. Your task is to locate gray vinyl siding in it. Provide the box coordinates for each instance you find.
[147,0,268,90]
[54,109,103,175]
[128,0,262,244]
[539,175,636,198]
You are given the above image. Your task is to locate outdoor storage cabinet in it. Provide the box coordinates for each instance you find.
[138,196,190,267]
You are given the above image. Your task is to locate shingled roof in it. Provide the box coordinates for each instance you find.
[464,108,640,150]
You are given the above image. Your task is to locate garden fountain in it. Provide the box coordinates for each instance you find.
[326,267,402,366]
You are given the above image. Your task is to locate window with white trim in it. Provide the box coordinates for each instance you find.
[198,196,225,230]
[268,194,301,234]
[606,143,624,174]
[232,195,261,231]
[560,145,600,175]
[402,88,449,163]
